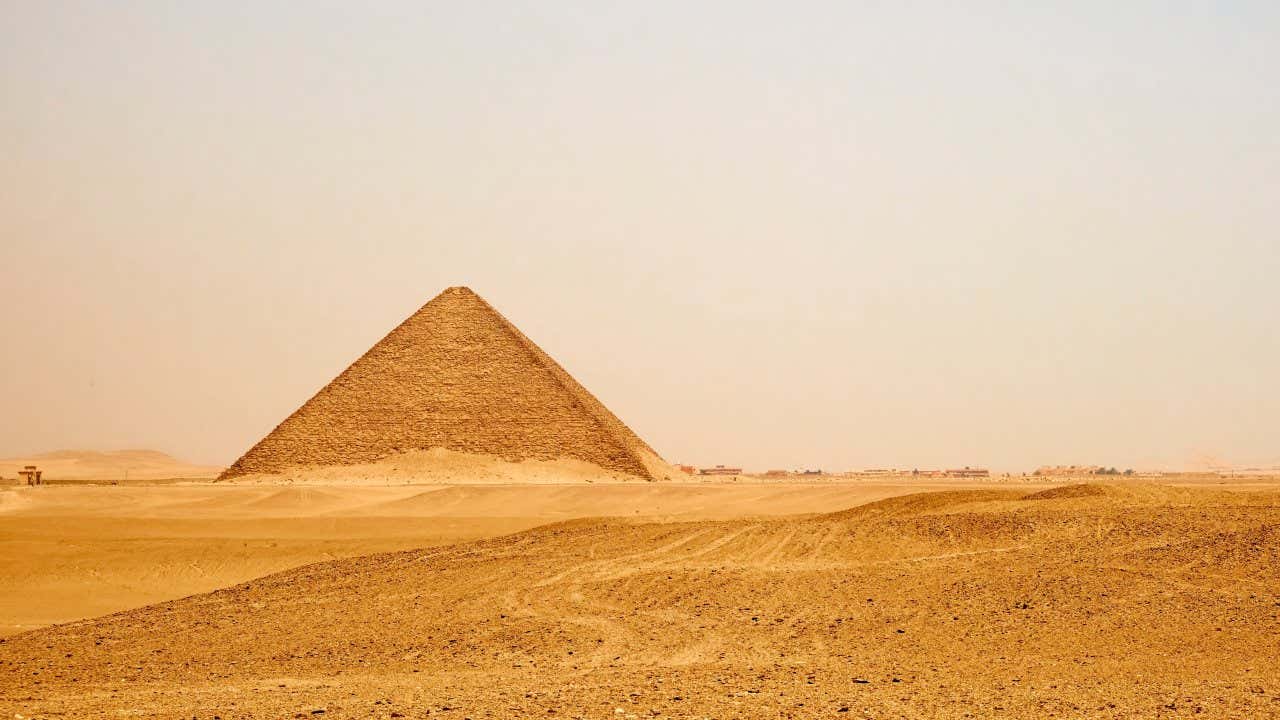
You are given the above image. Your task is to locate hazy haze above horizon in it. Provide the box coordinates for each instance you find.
[3,2,1277,472]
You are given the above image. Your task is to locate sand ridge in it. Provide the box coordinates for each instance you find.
[0,480,981,637]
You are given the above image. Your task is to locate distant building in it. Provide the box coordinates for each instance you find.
[1034,465,1102,477]
[944,467,990,478]
[699,465,742,476]
[763,469,790,477]
[674,464,697,475]
[19,465,43,486]
[1217,468,1280,477]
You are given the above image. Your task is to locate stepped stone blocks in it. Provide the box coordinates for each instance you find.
[220,287,666,480]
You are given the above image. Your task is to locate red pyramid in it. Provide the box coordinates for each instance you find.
[221,287,665,480]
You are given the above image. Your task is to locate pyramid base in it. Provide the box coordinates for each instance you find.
[215,447,671,486]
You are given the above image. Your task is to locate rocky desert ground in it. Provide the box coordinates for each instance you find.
[2,478,1278,718]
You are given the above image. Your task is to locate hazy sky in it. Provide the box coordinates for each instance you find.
[3,2,1277,472]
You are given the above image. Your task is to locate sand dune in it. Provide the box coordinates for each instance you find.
[3,483,1277,718]
[0,480,981,637]
[0,481,969,521]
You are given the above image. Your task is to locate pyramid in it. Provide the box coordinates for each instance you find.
[220,287,666,480]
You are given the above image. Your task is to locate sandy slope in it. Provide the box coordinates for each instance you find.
[2,483,1278,718]
[0,480,989,636]
[0,449,222,482]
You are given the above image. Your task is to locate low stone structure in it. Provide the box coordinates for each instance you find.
[699,465,743,476]
[18,465,43,486]
[945,467,990,478]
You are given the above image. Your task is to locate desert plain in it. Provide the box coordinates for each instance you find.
[2,462,1279,719]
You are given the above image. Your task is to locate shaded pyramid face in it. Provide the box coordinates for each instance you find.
[220,287,664,480]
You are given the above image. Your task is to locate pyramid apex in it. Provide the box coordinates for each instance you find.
[430,286,481,304]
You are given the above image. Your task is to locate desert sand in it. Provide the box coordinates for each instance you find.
[0,478,994,637]
[2,480,1279,718]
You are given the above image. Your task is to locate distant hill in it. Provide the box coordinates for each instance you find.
[0,450,222,481]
